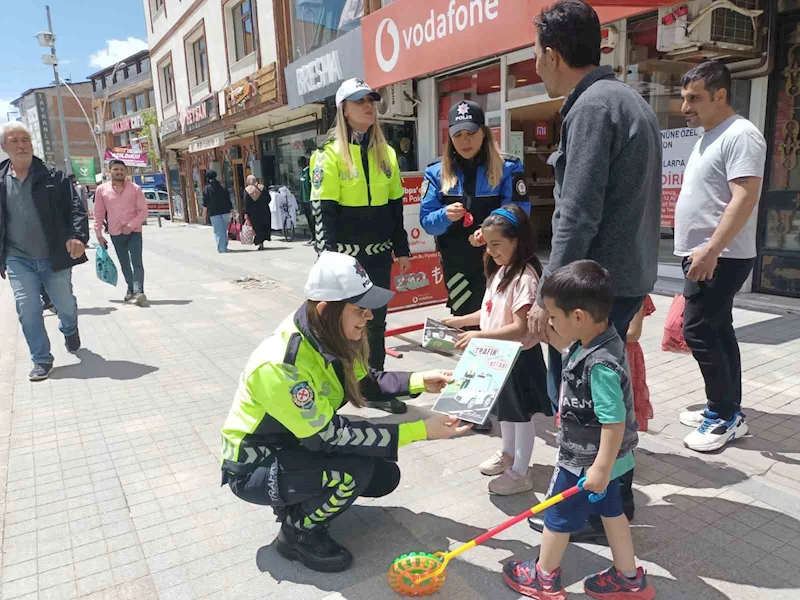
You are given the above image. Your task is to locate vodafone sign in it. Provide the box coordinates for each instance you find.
[363,0,653,89]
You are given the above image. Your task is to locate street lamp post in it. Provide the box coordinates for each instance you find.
[56,77,103,168]
[37,6,71,175]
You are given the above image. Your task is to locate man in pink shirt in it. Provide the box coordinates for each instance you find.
[94,160,149,305]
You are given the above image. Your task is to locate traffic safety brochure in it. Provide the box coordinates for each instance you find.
[422,317,464,353]
[432,338,523,425]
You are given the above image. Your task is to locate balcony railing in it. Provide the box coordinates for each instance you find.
[93,70,153,99]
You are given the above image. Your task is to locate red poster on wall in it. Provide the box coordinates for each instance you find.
[388,174,448,313]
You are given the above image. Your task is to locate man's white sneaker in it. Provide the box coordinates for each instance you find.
[680,409,709,427]
[683,412,747,452]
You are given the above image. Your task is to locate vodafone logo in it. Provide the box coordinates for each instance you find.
[376,18,400,73]
[373,0,500,74]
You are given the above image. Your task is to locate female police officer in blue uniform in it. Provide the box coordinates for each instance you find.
[310,78,411,413]
[420,100,530,319]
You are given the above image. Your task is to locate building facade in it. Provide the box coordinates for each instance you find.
[11,83,97,179]
[88,50,161,185]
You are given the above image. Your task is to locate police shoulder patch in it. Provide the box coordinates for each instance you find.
[515,177,528,197]
[420,178,429,198]
[312,167,323,188]
[291,382,315,410]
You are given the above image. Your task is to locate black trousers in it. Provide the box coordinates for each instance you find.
[229,449,400,530]
[362,258,393,371]
[682,257,755,421]
[301,202,314,240]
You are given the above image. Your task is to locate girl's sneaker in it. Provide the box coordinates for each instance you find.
[502,560,566,599]
[488,468,534,495]
[584,566,655,599]
[479,450,513,476]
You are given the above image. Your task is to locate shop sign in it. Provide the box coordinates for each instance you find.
[71,157,96,185]
[35,92,55,166]
[188,132,225,154]
[225,63,279,116]
[133,173,167,189]
[112,118,130,134]
[104,148,149,168]
[183,95,218,133]
[388,174,448,313]
[661,127,700,228]
[130,114,145,129]
[534,121,549,141]
[363,0,650,89]
[285,28,367,109]
[160,114,181,140]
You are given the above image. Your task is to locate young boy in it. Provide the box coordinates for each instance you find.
[503,261,654,600]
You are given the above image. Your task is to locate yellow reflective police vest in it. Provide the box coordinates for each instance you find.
[309,138,408,260]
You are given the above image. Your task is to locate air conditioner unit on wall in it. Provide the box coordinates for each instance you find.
[657,0,764,59]
[377,81,415,119]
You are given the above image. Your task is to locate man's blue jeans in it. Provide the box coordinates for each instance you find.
[6,256,79,365]
[210,213,231,253]
[111,231,144,294]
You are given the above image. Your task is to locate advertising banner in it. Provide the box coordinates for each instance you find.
[389,173,448,312]
[105,148,149,168]
[71,157,96,185]
[661,127,699,228]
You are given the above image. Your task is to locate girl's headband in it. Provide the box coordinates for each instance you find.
[490,208,519,227]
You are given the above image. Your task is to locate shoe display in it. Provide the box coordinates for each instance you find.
[480,450,513,476]
[488,468,534,496]
[583,566,655,599]
[502,559,566,599]
[29,363,53,381]
[683,411,747,452]
[275,523,353,573]
[679,408,709,427]
[65,330,81,354]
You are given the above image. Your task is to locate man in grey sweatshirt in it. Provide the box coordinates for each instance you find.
[526,0,662,540]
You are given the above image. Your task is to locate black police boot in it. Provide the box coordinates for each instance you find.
[528,514,609,544]
[276,523,353,572]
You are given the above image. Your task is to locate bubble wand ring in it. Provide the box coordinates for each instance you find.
[387,477,605,597]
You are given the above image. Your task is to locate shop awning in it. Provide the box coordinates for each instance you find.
[362,0,675,89]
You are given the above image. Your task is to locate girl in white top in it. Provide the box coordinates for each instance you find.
[443,205,551,495]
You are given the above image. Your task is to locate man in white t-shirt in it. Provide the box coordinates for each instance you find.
[673,61,766,453]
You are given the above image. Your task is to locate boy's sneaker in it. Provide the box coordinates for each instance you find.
[488,468,534,495]
[679,408,710,427]
[65,330,81,354]
[123,290,135,302]
[584,566,655,599]
[683,411,747,452]
[480,450,513,476]
[502,560,566,599]
[29,363,53,381]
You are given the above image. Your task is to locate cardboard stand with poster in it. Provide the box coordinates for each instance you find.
[388,173,449,313]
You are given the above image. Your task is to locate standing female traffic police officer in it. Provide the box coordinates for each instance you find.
[420,100,529,318]
[310,79,411,411]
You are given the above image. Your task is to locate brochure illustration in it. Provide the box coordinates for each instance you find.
[432,338,522,425]
[422,317,464,353]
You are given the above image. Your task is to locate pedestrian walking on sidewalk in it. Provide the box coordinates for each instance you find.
[94,160,149,306]
[0,121,88,381]
[70,174,89,214]
[220,251,471,573]
[524,0,662,540]
[310,78,411,412]
[244,175,270,250]
[202,170,234,253]
[674,61,767,453]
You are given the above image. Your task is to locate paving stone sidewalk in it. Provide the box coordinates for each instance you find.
[3,223,800,600]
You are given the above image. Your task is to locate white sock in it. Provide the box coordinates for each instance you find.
[500,421,515,457]
[511,417,536,476]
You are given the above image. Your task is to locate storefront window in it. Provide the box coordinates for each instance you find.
[275,129,319,197]
[290,0,362,59]
[437,64,501,155]
[192,167,204,223]
[507,58,546,103]
[383,121,417,172]
[222,157,237,209]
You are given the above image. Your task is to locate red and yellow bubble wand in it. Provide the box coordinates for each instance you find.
[387,477,605,597]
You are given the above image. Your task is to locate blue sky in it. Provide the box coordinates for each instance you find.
[0,0,147,120]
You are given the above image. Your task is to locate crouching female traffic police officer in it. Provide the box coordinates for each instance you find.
[220,251,471,573]
[420,100,530,318]
[310,78,411,397]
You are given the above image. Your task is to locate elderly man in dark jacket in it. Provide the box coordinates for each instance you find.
[0,122,89,381]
